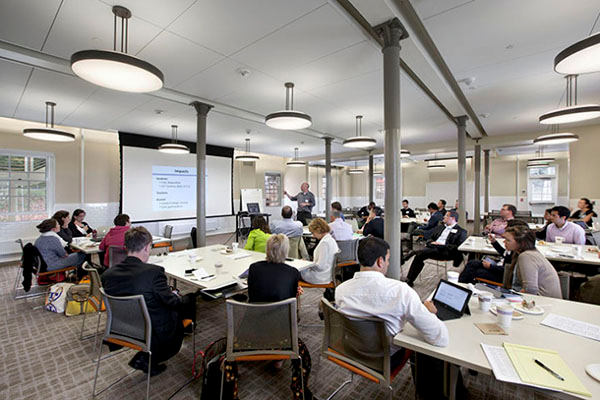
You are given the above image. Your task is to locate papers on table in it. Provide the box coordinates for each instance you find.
[192,268,214,281]
[541,314,600,342]
[225,251,252,260]
[482,343,591,397]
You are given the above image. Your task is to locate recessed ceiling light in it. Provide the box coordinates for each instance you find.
[23,102,75,142]
[266,83,312,130]
[71,6,163,93]
[479,113,490,118]
[554,32,600,75]
[158,125,189,154]
[343,115,377,149]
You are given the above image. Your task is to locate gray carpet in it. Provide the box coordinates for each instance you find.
[1,235,559,399]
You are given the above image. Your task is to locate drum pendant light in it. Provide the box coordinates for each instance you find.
[265,83,312,130]
[427,154,445,169]
[23,102,75,142]
[235,135,259,162]
[348,160,364,174]
[71,6,164,93]
[286,148,306,167]
[528,146,555,164]
[343,115,377,149]
[539,75,600,124]
[158,125,189,154]
[400,149,411,158]
[554,32,600,75]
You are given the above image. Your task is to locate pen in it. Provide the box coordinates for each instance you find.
[534,358,564,381]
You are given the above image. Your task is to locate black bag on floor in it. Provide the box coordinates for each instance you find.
[198,337,238,400]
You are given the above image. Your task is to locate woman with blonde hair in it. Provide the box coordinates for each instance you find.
[301,218,339,284]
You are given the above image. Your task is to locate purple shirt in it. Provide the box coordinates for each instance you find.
[545,221,586,245]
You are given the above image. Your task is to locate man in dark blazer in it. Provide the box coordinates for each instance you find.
[403,210,467,287]
[101,227,196,376]
[360,206,384,239]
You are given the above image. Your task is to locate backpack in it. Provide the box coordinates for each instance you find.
[197,338,238,400]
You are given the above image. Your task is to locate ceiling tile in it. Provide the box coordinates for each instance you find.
[0,60,32,118]
[168,0,326,56]
[0,0,62,50]
[98,0,196,29]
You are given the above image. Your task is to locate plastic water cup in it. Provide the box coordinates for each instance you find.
[447,271,459,283]
[478,292,493,313]
[188,254,196,265]
[576,245,583,258]
[214,262,224,275]
[555,236,565,244]
[497,304,513,329]
[232,242,239,253]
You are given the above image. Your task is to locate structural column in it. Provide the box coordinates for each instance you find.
[379,18,407,280]
[368,153,374,203]
[484,149,490,213]
[324,137,333,222]
[473,140,481,234]
[190,101,213,248]
[456,116,468,226]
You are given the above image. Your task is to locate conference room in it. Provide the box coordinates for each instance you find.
[1,0,600,399]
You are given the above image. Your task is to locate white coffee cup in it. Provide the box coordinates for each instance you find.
[231,242,239,252]
[555,236,565,244]
[497,304,513,329]
[447,271,459,283]
[479,292,493,313]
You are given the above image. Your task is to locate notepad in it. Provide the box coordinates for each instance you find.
[503,343,591,397]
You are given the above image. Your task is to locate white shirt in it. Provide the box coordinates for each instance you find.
[42,231,67,248]
[436,223,456,246]
[329,218,354,241]
[301,233,339,284]
[335,271,449,347]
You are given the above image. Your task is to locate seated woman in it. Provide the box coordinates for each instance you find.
[536,208,553,240]
[228,234,313,400]
[51,210,72,244]
[35,218,86,272]
[301,218,339,284]
[69,209,93,238]
[99,214,131,267]
[502,224,562,298]
[569,197,597,227]
[244,216,270,253]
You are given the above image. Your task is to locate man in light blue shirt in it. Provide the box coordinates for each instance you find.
[270,206,303,238]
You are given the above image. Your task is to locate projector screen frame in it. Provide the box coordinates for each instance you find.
[118,131,234,223]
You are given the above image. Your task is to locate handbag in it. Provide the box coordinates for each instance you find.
[44,282,74,313]
[65,283,97,317]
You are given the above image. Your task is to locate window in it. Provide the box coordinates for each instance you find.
[528,166,556,177]
[530,179,553,202]
[375,176,385,200]
[321,176,326,199]
[264,172,281,207]
[0,152,51,222]
[527,164,557,205]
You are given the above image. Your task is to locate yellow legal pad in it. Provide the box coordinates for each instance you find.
[503,343,591,397]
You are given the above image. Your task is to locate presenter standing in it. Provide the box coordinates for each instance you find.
[284,182,315,226]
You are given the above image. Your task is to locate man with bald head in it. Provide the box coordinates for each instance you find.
[270,205,303,238]
[285,182,315,226]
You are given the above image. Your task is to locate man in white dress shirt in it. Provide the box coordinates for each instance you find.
[328,211,353,241]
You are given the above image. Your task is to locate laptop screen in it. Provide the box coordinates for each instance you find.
[433,280,470,312]
[247,202,260,213]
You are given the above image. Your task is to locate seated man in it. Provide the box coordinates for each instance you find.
[407,202,443,247]
[99,213,131,267]
[101,227,197,376]
[404,210,467,287]
[437,199,447,217]
[270,205,303,238]
[357,201,376,227]
[450,199,468,220]
[329,210,353,241]
[401,199,416,218]
[359,206,384,239]
[483,203,516,235]
[331,201,345,221]
[336,237,448,371]
[546,205,586,245]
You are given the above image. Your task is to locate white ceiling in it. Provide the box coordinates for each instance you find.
[0,0,599,159]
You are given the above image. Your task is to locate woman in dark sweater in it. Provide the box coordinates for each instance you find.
[69,209,93,238]
[569,198,597,227]
[51,210,72,244]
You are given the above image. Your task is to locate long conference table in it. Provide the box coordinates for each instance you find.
[149,244,315,291]
[458,236,600,267]
[393,291,600,399]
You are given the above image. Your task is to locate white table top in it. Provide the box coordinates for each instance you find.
[459,236,600,266]
[152,245,315,290]
[70,235,171,254]
[393,292,600,399]
[303,226,363,239]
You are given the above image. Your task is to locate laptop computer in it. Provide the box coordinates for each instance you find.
[90,226,110,242]
[247,202,260,213]
[432,279,472,321]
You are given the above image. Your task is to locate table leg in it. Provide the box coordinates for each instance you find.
[443,361,460,400]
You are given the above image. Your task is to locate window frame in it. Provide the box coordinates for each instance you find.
[0,149,55,222]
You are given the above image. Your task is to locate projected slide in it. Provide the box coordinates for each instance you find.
[122,146,233,222]
[152,166,196,211]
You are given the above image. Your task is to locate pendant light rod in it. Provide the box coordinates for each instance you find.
[566,75,577,106]
[112,6,131,53]
[356,115,363,136]
[245,138,250,152]
[285,82,294,110]
[45,101,56,128]
[171,125,178,143]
